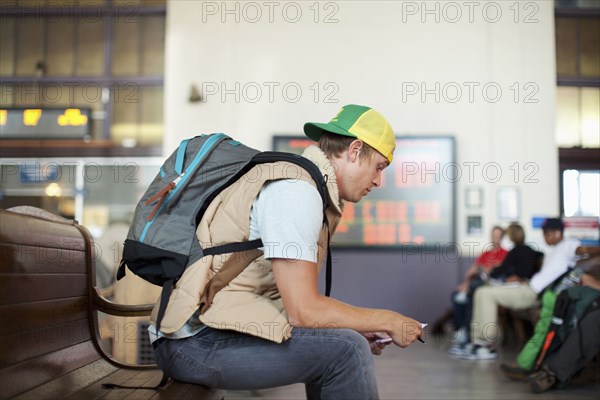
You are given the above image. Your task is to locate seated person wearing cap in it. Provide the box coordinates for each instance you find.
[149,105,423,399]
[456,218,600,360]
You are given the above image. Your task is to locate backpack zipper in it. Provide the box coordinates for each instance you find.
[144,172,186,221]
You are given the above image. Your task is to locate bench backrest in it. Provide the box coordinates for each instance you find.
[0,208,101,399]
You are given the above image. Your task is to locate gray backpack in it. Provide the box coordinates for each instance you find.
[117,133,331,330]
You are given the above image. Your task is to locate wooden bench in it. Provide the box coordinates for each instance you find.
[0,207,225,400]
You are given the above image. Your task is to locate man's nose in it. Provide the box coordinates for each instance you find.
[373,171,382,187]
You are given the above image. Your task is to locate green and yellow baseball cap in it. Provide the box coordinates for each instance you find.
[304,104,396,163]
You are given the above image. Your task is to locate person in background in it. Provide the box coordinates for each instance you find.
[449,223,540,354]
[487,223,543,283]
[458,218,599,360]
[449,226,507,346]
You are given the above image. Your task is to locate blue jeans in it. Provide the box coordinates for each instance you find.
[452,291,473,331]
[452,277,486,331]
[153,325,379,399]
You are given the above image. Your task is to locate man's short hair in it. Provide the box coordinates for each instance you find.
[542,218,564,234]
[318,132,377,162]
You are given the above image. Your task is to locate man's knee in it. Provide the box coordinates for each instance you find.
[334,328,369,347]
[292,327,372,362]
[316,328,371,359]
[473,285,493,302]
[309,329,379,398]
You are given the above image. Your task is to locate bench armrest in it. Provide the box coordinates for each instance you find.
[91,288,159,370]
[93,288,154,317]
[577,255,600,270]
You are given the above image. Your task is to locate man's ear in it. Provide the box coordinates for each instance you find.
[348,139,364,162]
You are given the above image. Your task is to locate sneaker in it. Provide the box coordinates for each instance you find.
[459,344,497,360]
[500,362,532,381]
[456,327,468,344]
[448,342,472,356]
[526,365,556,394]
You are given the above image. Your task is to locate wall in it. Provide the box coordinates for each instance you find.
[163,1,558,320]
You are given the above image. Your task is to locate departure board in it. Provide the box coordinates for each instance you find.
[0,108,90,139]
[273,135,456,248]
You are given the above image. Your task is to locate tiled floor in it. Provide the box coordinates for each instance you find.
[227,335,600,400]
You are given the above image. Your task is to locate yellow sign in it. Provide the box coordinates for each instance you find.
[0,109,6,126]
[23,109,42,126]
[57,108,88,127]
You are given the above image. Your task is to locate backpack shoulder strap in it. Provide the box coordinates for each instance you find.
[252,151,330,212]
[251,154,333,296]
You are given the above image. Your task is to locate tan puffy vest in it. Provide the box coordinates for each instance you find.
[150,146,343,343]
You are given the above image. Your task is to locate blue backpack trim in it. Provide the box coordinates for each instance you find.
[175,138,191,175]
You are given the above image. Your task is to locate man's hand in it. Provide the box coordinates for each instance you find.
[389,317,423,348]
[362,332,392,355]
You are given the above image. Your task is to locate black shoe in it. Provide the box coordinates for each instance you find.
[526,365,556,394]
[500,363,531,381]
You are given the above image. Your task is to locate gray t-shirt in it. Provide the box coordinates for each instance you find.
[249,179,323,263]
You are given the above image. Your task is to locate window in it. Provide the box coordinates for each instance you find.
[556,86,600,147]
[563,169,600,217]
[555,3,599,221]
[559,148,600,217]
[554,5,599,148]
[0,0,166,146]
[0,158,162,223]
